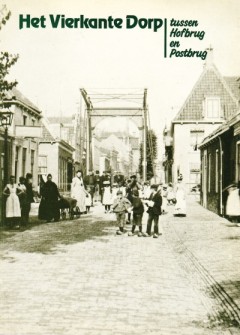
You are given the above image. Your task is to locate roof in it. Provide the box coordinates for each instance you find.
[173,64,239,122]
[39,117,75,152]
[4,87,42,114]
[223,77,240,101]
[199,110,240,148]
[41,123,55,142]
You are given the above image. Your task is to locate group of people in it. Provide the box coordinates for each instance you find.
[3,173,34,229]
[110,174,187,238]
[70,170,126,215]
[2,167,187,235]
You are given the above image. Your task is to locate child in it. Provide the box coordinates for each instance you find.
[128,189,144,237]
[112,190,131,235]
[85,188,92,213]
[102,181,113,213]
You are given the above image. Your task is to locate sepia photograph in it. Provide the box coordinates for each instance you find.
[0,0,240,334]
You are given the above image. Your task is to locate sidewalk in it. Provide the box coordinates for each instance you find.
[161,195,240,327]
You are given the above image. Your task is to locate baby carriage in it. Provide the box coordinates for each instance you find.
[58,196,80,220]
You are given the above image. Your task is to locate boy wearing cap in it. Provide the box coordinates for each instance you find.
[144,184,162,238]
[112,190,131,235]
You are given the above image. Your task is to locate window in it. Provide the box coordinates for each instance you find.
[189,162,200,191]
[208,153,211,192]
[15,146,19,179]
[23,115,27,125]
[236,142,240,181]
[215,150,219,193]
[205,97,221,119]
[190,130,204,151]
[31,150,35,175]
[22,148,27,177]
[32,119,35,126]
[38,155,47,174]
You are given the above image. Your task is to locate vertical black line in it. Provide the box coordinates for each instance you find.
[164,18,167,58]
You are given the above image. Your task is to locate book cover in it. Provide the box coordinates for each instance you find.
[0,0,240,334]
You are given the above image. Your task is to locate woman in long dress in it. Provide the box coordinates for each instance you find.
[225,184,240,223]
[3,175,22,228]
[71,170,87,213]
[174,177,187,217]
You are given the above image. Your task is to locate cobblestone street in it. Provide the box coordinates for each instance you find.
[0,197,240,335]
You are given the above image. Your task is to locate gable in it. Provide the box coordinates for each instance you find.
[174,66,239,122]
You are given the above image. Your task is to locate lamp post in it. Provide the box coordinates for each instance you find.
[0,109,13,225]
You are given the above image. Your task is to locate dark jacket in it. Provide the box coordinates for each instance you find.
[147,191,162,215]
[84,175,96,186]
[132,196,144,215]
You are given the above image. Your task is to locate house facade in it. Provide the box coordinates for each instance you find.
[199,108,240,216]
[38,118,75,193]
[167,56,239,191]
[47,114,82,172]
[0,88,42,223]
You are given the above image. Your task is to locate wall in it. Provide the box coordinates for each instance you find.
[38,142,59,184]
[173,122,223,191]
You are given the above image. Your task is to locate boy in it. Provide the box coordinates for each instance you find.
[128,189,144,237]
[143,184,162,238]
[112,190,131,235]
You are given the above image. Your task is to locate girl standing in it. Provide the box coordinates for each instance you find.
[102,181,113,213]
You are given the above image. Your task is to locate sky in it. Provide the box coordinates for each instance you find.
[1,0,240,151]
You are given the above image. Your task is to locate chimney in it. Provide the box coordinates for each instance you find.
[204,45,214,68]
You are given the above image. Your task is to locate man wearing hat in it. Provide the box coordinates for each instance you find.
[143,184,162,238]
[113,171,125,186]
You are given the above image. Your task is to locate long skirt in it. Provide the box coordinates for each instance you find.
[174,190,186,216]
[75,192,86,213]
[38,198,60,221]
[226,189,240,217]
[6,194,21,218]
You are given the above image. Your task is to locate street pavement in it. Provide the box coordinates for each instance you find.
[0,196,240,335]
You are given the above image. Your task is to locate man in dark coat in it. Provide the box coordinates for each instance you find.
[125,175,141,224]
[144,184,162,238]
[39,174,61,222]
